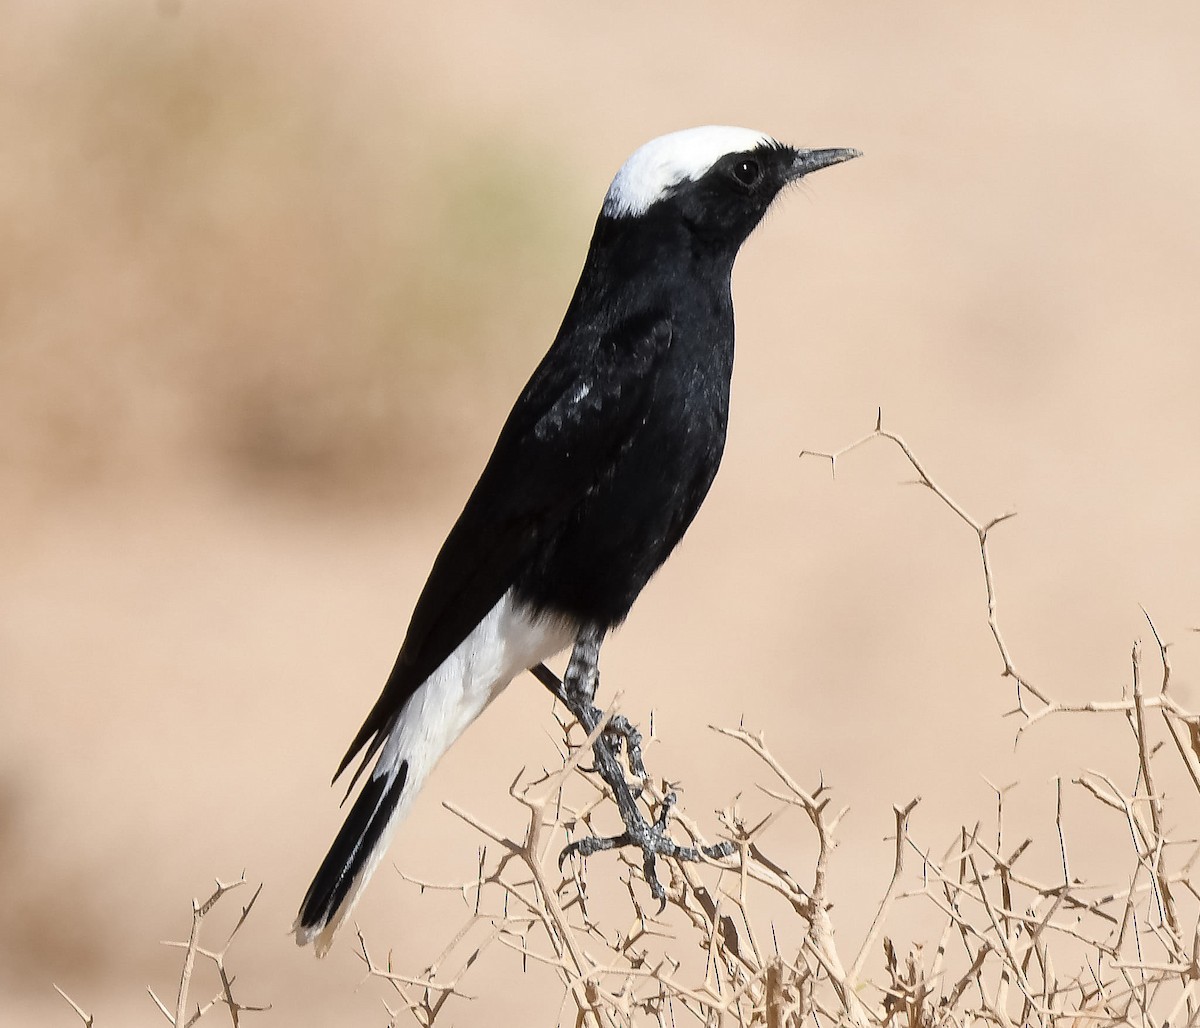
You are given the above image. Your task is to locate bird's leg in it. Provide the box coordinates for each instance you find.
[531,649,645,778]
[562,622,603,712]
[531,641,732,910]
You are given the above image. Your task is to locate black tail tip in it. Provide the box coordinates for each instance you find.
[295,761,409,956]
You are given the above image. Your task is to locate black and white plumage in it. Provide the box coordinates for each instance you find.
[294,126,858,954]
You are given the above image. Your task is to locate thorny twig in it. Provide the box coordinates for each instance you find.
[800,409,1037,714]
[56,876,269,1028]
[354,414,1199,1028]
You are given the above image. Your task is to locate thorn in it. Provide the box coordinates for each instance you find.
[983,510,1019,532]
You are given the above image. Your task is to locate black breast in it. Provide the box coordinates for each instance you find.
[513,302,734,628]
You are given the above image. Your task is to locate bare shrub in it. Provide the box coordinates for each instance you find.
[53,418,1199,1026]
[356,415,1200,1027]
[56,877,269,1027]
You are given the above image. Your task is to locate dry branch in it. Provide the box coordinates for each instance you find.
[349,414,1200,1027]
[55,876,269,1028]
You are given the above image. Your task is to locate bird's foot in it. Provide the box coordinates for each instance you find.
[560,694,731,908]
[532,646,731,908]
[559,780,734,908]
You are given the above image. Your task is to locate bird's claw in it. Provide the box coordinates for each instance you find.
[558,782,729,910]
[558,830,627,868]
[539,644,725,908]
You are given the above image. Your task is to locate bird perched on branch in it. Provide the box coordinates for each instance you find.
[295,126,859,954]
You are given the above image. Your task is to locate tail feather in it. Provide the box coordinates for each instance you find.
[293,759,409,956]
[294,590,576,955]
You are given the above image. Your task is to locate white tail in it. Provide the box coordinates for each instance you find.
[294,591,574,954]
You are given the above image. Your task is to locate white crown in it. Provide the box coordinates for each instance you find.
[603,126,776,219]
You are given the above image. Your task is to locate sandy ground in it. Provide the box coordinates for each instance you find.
[3,2,1200,1024]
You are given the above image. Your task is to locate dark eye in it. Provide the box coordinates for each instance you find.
[731,158,762,187]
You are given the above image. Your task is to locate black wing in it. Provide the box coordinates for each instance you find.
[333,312,674,784]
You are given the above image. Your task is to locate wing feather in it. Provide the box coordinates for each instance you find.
[333,314,673,782]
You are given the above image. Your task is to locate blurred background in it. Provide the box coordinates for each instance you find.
[3,1,1199,1023]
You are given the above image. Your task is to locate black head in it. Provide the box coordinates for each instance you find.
[601,126,859,251]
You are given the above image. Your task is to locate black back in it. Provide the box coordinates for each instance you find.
[335,140,805,783]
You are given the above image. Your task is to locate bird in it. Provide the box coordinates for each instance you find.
[294,125,859,954]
